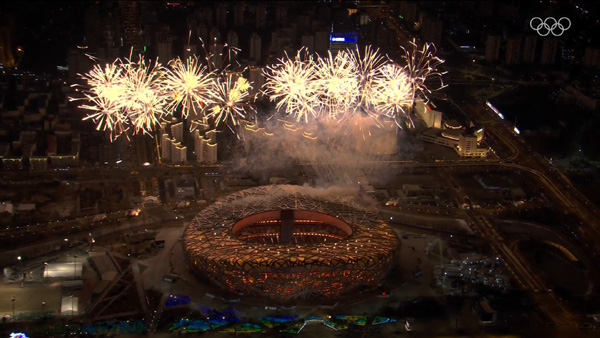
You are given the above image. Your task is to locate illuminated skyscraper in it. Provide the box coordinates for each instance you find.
[0,19,16,68]
[541,38,558,65]
[216,3,227,28]
[119,0,140,55]
[505,37,521,65]
[522,35,537,64]
[249,32,261,62]
[234,3,245,27]
[329,32,357,56]
[485,34,501,62]
[227,31,239,48]
[256,3,267,29]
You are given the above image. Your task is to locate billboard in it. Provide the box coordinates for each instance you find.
[330,32,358,44]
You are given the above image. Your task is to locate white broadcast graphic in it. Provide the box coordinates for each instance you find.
[530,17,571,36]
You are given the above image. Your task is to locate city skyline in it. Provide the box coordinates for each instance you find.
[0,1,599,336]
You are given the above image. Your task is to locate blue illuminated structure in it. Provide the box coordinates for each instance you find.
[329,32,358,55]
[329,32,358,43]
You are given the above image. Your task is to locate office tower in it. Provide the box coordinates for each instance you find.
[521,35,537,64]
[249,32,261,62]
[485,34,501,62]
[540,38,558,65]
[505,37,521,65]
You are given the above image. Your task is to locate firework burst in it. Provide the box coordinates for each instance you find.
[75,40,445,143]
[349,46,388,113]
[72,61,129,140]
[80,94,129,141]
[401,38,447,104]
[118,56,168,136]
[162,56,214,121]
[205,74,254,135]
[314,50,360,119]
[263,49,319,123]
[372,63,413,123]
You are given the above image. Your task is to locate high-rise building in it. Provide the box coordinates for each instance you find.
[183,43,197,60]
[456,133,488,158]
[209,27,221,45]
[521,35,537,64]
[358,13,370,26]
[155,24,173,62]
[202,7,213,26]
[399,2,418,27]
[249,33,262,62]
[420,13,443,47]
[275,29,293,58]
[505,37,521,65]
[583,46,600,68]
[171,142,187,163]
[485,34,501,62]
[161,133,171,161]
[0,21,15,68]
[315,31,330,55]
[193,130,203,163]
[68,47,94,83]
[256,3,267,29]
[275,5,287,25]
[119,0,140,54]
[301,35,315,52]
[227,31,239,48]
[205,130,217,144]
[171,122,184,143]
[540,38,558,65]
[216,4,228,28]
[210,43,224,69]
[196,24,209,44]
[234,3,245,26]
[269,31,279,54]
[156,40,173,64]
[248,66,265,96]
[297,15,311,32]
[194,129,217,164]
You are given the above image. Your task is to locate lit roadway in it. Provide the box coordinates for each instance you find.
[434,90,597,326]
[455,91,600,244]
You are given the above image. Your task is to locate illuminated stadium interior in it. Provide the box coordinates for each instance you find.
[183,185,401,301]
[232,210,353,244]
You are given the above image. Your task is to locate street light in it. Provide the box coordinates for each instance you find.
[42,301,46,314]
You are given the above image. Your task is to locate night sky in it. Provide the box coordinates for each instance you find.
[0,1,88,73]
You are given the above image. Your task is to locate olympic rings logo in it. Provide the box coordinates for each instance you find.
[530,17,571,36]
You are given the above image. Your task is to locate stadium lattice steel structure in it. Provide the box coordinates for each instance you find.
[183,185,400,301]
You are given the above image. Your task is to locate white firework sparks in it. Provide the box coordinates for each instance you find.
[402,38,447,104]
[72,61,130,140]
[118,56,168,136]
[314,50,360,119]
[263,49,319,123]
[80,94,129,141]
[162,56,214,120]
[205,74,254,134]
[75,41,445,143]
[349,45,389,113]
[372,63,413,121]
